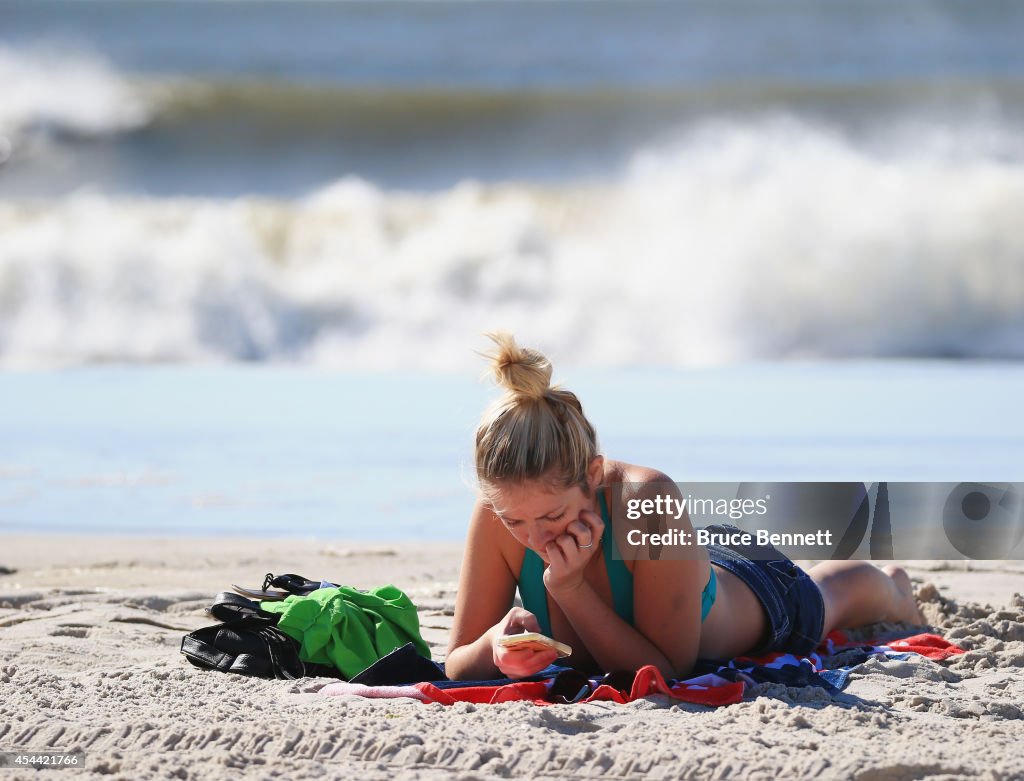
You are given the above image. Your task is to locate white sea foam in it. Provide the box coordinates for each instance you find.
[0,45,152,148]
[1,117,1022,369]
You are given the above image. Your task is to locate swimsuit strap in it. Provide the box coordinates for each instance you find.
[702,565,717,621]
[518,544,552,636]
[599,489,635,626]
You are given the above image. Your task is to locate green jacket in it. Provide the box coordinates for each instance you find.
[260,585,429,678]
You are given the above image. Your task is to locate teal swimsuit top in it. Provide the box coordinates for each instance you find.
[518,489,718,638]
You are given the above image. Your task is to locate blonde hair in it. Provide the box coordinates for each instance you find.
[474,333,599,502]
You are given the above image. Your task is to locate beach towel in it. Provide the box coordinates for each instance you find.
[318,631,964,706]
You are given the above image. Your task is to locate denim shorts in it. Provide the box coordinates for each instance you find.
[702,524,825,656]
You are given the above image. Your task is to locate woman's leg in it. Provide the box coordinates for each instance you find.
[807,561,924,640]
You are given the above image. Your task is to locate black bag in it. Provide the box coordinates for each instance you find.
[180,592,340,680]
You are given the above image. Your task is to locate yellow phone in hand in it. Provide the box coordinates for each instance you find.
[497,632,572,657]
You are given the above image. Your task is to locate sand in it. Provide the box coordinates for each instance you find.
[2,535,1023,781]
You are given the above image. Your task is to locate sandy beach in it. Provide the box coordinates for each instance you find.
[1,535,1023,780]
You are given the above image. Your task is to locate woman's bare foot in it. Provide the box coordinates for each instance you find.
[882,565,926,625]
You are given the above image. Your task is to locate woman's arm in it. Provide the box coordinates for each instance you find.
[544,476,708,679]
[547,556,706,679]
[445,500,559,680]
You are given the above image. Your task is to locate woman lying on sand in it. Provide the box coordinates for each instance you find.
[445,333,924,681]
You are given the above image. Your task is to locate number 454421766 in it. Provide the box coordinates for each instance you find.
[0,752,84,768]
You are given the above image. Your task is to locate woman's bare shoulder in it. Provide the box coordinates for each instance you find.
[602,459,676,490]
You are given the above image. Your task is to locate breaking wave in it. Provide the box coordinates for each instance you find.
[2,117,1023,368]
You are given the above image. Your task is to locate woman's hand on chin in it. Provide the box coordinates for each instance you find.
[491,607,559,678]
[542,507,604,597]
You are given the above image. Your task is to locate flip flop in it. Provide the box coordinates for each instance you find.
[231,584,291,601]
[262,572,325,596]
[208,592,280,622]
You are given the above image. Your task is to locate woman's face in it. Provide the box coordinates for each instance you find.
[490,479,597,562]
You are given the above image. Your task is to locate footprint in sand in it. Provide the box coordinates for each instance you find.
[49,626,90,638]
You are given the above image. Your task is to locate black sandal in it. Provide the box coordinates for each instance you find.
[208,591,280,622]
[262,572,323,596]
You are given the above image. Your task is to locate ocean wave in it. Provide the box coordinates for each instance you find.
[4,40,1024,152]
[0,44,152,149]
[75,75,1024,139]
[1,117,1023,368]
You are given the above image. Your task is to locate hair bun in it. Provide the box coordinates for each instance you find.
[483,332,552,400]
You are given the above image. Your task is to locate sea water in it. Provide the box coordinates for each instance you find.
[1,363,1021,539]
[4,0,1024,195]
[1,1,1023,368]
[1,2,1022,540]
